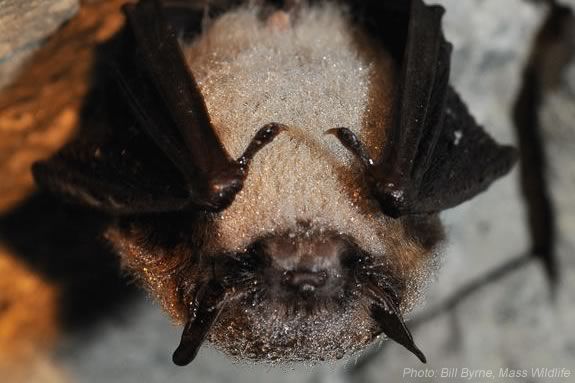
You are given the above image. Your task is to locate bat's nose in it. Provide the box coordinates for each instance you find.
[281,269,329,295]
[260,233,348,299]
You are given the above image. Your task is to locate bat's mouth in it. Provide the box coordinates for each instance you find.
[172,231,427,365]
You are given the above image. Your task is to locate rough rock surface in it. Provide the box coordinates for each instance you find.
[541,36,575,256]
[0,0,79,89]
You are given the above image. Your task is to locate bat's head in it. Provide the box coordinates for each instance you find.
[107,211,443,365]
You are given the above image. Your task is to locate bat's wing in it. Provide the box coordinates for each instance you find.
[335,0,517,217]
[32,113,193,214]
[412,86,517,215]
[34,0,281,214]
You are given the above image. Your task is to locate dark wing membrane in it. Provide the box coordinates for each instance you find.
[366,0,516,216]
[416,87,517,210]
[348,0,410,61]
[123,0,248,210]
[113,28,201,190]
[161,0,204,41]
[32,139,192,215]
[123,0,237,181]
[32,103,192,214]
[34,0,253,214]
[32,2,198,214]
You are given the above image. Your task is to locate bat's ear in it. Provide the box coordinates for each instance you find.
[332,0,517,217]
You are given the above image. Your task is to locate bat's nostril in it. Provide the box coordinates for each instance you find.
[281,270,328,290]
[259,233,349,298]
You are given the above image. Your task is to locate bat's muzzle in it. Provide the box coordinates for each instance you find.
[258,233,351,302]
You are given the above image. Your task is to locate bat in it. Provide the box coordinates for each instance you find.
[32,0,517,366]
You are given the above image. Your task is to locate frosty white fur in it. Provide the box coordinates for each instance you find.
[182,3,407,256]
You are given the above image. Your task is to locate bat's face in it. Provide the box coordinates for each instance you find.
[208,232,397,362]
[108,211,442,363]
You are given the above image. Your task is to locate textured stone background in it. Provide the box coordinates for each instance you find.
[0,0,574,382]
[0,0,79,89]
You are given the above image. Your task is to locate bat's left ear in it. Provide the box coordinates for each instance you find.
[330,0,517,217]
